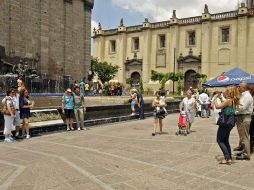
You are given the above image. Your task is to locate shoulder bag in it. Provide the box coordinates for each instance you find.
[217,100,236,127]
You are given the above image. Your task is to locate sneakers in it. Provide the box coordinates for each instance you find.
[67,127,70,131]
[4,138,14,143]
[77,127,81,131]
[26,135,31,139]
[70,127,74,131]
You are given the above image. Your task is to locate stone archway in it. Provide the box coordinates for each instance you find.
[131,72,141,85]
[184,70,198,91]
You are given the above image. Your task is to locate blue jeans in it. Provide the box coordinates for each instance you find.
[201,104,208,117]
[217,125,234,160]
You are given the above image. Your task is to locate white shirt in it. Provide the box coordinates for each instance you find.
[238,90,253,115]
[212,97,221,113]
[199,93,209,104]
[182,97,196,113]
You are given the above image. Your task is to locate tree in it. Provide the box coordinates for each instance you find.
[91,58,119,83]
[168,72,184,94]
[151,70,168,91]
[151,70,184,93]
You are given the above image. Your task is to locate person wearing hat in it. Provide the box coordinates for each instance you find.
[62,89,75,131]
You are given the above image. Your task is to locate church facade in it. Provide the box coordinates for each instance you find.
[0,0,94,81]
[93,3,254,91]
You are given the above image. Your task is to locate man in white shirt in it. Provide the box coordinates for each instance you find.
[2,86,21,137]
[198,91,209,118]
[235,82,253,160]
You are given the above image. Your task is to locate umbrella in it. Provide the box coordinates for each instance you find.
[203,67,254,87]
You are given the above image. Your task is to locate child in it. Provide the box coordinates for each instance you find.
[157,95,168,115]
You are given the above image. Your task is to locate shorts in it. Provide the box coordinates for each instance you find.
[13,111,21,126]
[64,109,74,119]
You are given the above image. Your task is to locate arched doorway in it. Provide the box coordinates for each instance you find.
[131,72,141,86]
[184,70,198,91]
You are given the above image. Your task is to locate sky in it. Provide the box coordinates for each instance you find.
[92,0,241,31]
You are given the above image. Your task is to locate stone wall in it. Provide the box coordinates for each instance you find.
[0,0,94,81]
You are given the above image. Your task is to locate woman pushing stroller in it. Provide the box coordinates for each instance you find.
[179,90,197,132]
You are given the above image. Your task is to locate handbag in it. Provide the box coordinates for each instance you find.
[217,102,236,127]
[1,101,15,116]
[157,108,166,115]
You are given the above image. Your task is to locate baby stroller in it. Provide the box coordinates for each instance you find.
[176,111,190,136]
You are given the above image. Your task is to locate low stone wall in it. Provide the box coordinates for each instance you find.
[0,99,181,132]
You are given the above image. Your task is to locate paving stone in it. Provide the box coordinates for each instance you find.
[0,113,254,190]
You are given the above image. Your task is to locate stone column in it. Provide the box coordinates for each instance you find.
[237,7,248,69]
[201,20,211,76]
[169,25,179,73]
[84,1,93,74]
[39,0,50,75]
[117,33,127,83]
[142,29,152,85]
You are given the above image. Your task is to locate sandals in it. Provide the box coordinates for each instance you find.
[219,160,232,165]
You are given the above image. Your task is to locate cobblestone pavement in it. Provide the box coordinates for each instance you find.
[0,114,254,190]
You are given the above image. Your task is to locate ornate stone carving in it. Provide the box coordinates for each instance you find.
[98,22,102,30]
[172,10,177,18]
[204,4,209,14]
[120,18,124,27]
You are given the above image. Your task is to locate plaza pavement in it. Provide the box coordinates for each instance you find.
[0,113,254,190]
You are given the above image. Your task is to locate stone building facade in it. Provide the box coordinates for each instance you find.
[93,3,254,91]
[0,0,94,81]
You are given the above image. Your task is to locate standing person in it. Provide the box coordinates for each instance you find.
[79,80,85,95]
[137,90,145,120]
[179,90,196,131]
[212,91,222,124]
[152,91,167,136]
[19,88,33,139]
[235,82,253,160]
[215,86,240,164]
[130,89,137,115]
[3,89,16,143]
[62,88,75,131]
[2,86,21,137]
[199,90,209,118]
[248,84,254,153]
[73,86,86,131]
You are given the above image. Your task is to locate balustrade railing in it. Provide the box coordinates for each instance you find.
[103,29,118,35]
[250,8,254,15]
[99,9,254,35]
[179,16,202,24]
[211,11,238,20]
[126,25,142,32]
[150,21,170,28]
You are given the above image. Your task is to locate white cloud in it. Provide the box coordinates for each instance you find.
[112,0,239,22]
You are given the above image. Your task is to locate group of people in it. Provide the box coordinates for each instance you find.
[73,80,124,96]
[62,87,86,131]
[179,82,254,164]
[1,79,33,143]
[2,79,254,165]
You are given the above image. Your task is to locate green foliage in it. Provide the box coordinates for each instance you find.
[91,58,120,83]
[177,79,183,95]
[151,70,166,81]
[126,77,133,85]
[151,70,184,93]
[139,78,144,93]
